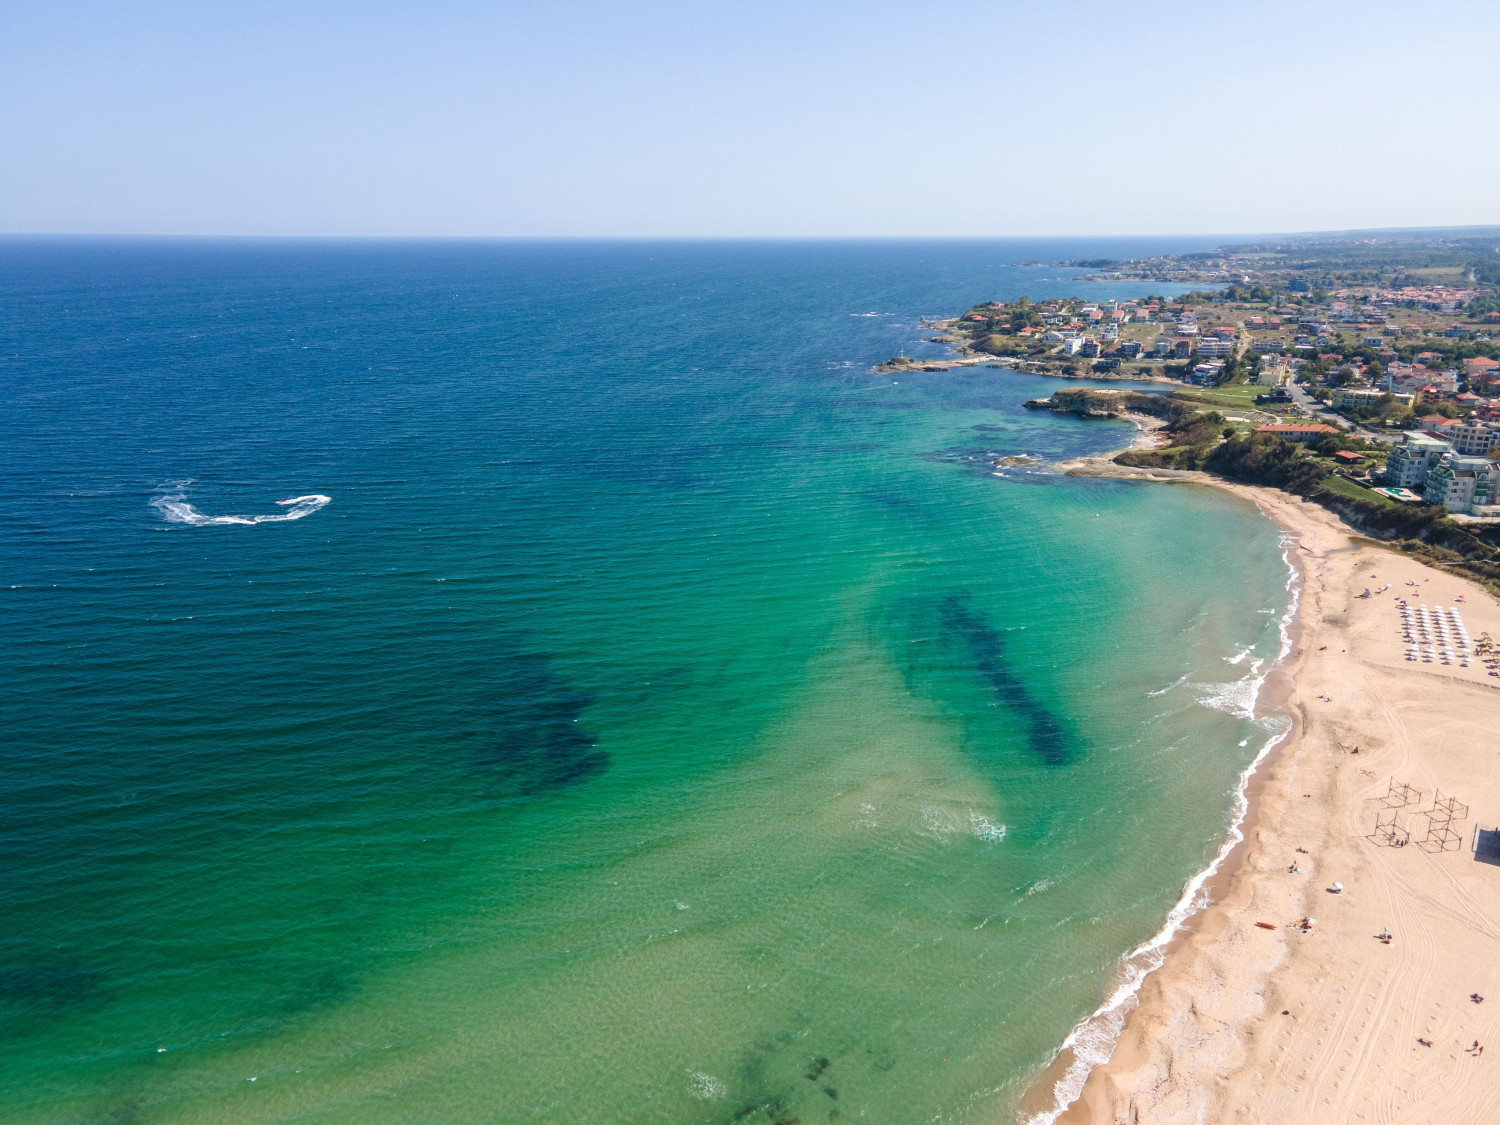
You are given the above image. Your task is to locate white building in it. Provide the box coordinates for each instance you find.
[1424,452,1498,514]
[1383,432,1454,488]
[1196,337,1235,359]
[1330,387,1413,411]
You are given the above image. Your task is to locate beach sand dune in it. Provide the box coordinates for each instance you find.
[1060,484,1500,1125]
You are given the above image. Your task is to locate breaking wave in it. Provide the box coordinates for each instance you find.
[1021,527,1303,1125]
[152,485,330,526]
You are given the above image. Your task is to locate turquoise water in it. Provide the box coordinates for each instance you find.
[0,240,1289,1123]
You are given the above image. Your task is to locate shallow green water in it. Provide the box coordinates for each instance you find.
[1,240,1289,1123]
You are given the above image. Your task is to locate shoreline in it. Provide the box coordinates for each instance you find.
[1015,470,1309,1125]
[1018,456,1500,1123]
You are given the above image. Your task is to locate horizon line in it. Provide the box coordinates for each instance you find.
[3,224,1499,245]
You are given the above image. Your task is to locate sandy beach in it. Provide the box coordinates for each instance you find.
[1031,473,1500,1124]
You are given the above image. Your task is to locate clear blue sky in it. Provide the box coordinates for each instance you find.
[3,0,1496,237]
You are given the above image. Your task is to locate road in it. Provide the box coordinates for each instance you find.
[1283,375,1387,443]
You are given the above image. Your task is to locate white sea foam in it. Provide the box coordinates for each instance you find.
[686,1070,725,1100]
[919,804,1007,844]
[1021,529,1302,1125]
[1146,671,1190,698]
[1190,657,1264,721]
[151,484,330,526]
[969,813,1007,842]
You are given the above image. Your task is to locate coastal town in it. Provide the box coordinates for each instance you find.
[919,271,1500,537]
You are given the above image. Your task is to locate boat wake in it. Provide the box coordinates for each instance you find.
[151,484,331,526]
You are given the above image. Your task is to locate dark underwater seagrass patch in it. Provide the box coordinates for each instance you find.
[936,593,1070,768]
[475,650,608,796]
[0,962,110,1020]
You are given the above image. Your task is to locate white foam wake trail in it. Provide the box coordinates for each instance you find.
[1146,671,1191,698]
[152,487,330,526]
[1021,529,1302,1125]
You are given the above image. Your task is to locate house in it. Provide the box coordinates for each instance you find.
[1416,411,1464,435]
[1080,339,1102,358]
[1465,357,1499,388]
[1382,432,1454,487]
[1431,369,1460,393]
[1173,338,1193,359]
[1256,359,1288,387]
[1191,363,1224,385]
[1196,338,1235,359]
[1334,450,1365,464]
[1119,340,1143,358]
[1252,339,1284,352]
[1093,357,1121,370]
[1151,337,1175,357]
[1424,452,1498,514]
[1476,402,1500,423]
[1253,423,1339,443]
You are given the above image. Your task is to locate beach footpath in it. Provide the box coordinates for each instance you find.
[1047,484,1500,1124]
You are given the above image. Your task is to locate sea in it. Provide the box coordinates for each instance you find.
[0,239,1293,1124]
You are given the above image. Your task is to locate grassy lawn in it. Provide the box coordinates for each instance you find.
[1171,385,1264,408]
[1320,474,1399,506]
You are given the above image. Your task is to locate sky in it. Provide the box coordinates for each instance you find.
[2,0,1497,238]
